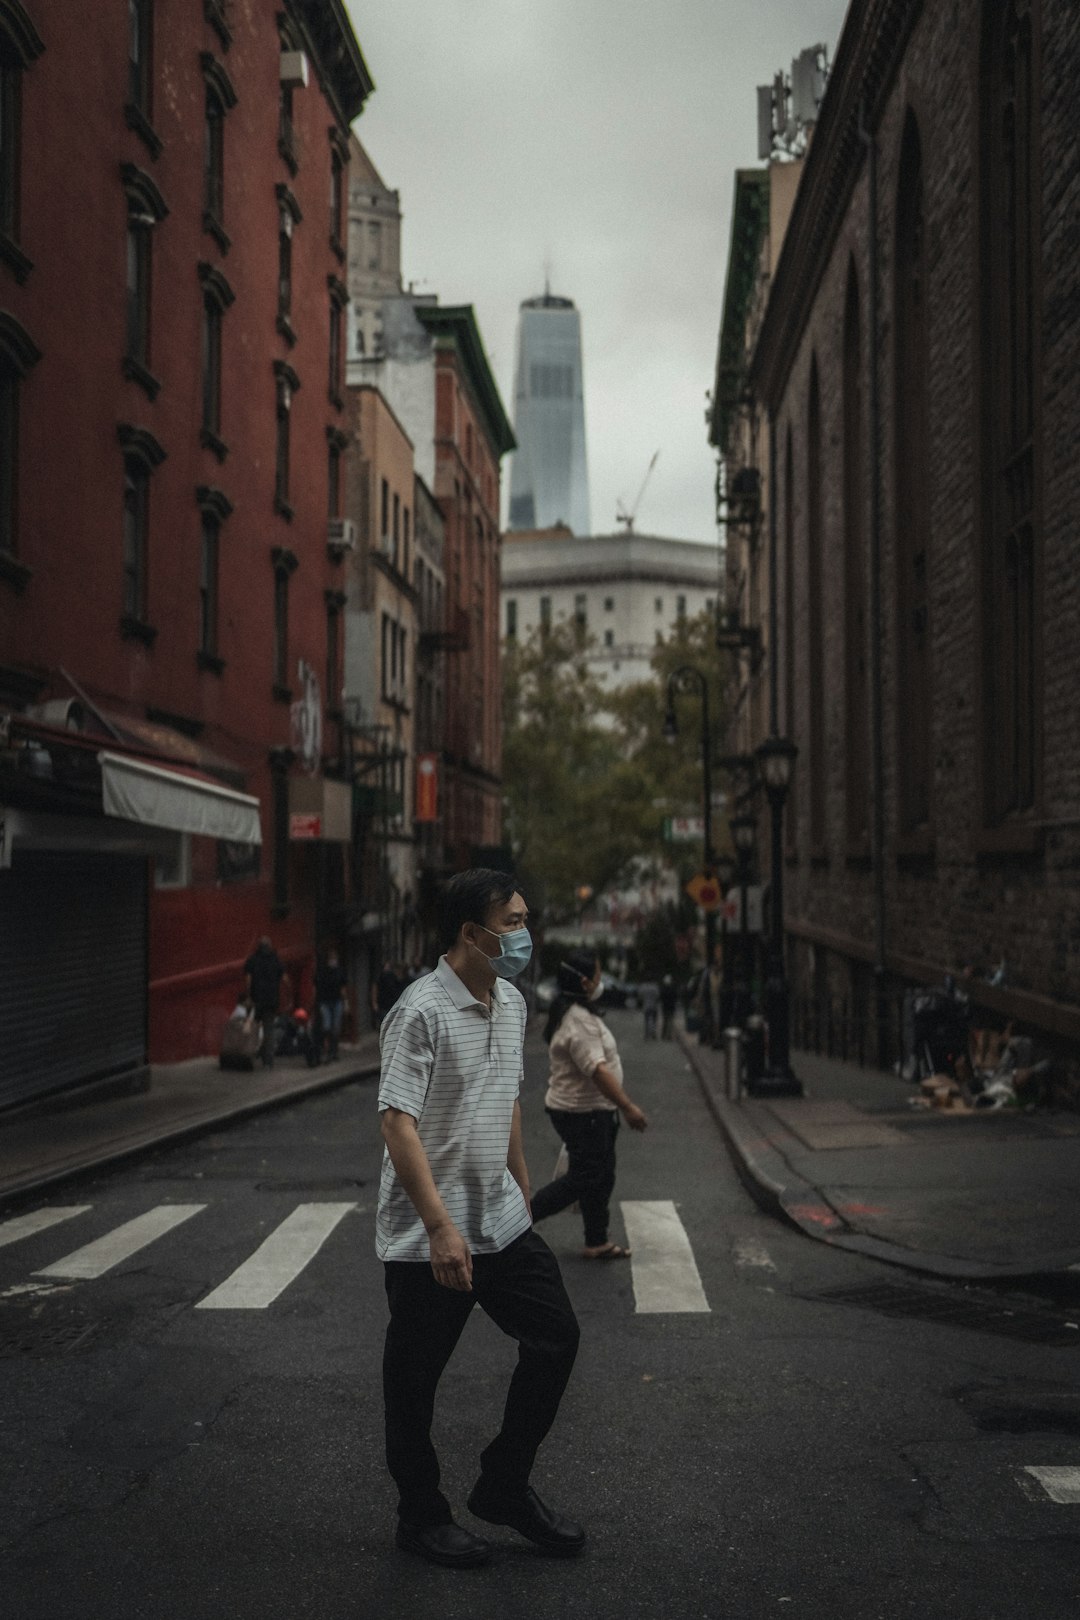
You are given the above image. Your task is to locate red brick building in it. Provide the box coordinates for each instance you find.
[712,0,1080,1056]
[0,1,373,1105]
[414,303,515,871]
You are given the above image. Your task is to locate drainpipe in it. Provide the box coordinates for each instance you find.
[767,414,779,738]
[859,96,888,1068]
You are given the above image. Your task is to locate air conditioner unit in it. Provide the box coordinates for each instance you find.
[328,517,357,553]
[280,50,309,90]
[26,698,86,731]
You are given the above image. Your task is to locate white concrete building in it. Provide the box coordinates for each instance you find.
[500,531,719,688]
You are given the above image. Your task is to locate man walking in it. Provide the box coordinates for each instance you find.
[315,946,349,1062]
[377,868,584,1568]
[243,935,285,1069]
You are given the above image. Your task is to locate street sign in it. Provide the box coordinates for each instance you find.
[685,870,723,911]
[664,816,706,842]
[719,884,765,932]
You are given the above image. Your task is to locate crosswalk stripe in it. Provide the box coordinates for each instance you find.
[195,1202,356,1310]
[0,1206,92,1250]
[33,1205,207,1280]
[1023,1466,1080,1504]
[620,1200,710,1313]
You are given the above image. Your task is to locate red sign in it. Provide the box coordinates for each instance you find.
[415,753,439,822]
[289,812,322,840]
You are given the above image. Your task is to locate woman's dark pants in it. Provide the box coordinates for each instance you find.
[531,1108,620,1248]
[383,1228,579,1527]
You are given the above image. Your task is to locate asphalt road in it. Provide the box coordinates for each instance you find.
[3,1010,1079,1620]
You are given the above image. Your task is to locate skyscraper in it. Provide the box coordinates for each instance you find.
[507,292,590,535]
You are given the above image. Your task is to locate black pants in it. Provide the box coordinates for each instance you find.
[531,1109,619,1248]
[383,1228,579,1527]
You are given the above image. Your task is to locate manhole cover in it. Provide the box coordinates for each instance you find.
[254,1179,365,1193]
[0,1318,100,1359]
[811,1281,1080,1347]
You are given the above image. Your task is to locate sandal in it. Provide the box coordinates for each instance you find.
[581,1242,631,1260]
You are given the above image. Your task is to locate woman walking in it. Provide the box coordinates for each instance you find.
[531,950,648,1259]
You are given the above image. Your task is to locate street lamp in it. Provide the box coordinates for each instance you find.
[663,666,716,967]
[752,734,802,1096]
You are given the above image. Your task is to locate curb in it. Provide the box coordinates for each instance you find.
[678,1029,1078,1284]
[0,1058,380,1209]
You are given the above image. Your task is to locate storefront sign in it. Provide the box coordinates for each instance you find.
[289,812,322,840]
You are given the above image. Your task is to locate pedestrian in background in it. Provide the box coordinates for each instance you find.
[639,978,660,1040]
[371,959,404,1028]
[531,949,648,1260]
[377,869,583,1567]
[315,946,349,1062]
[244,936,286,1069]
[659,975,678,1039]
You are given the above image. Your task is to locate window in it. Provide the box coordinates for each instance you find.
[117,423,165,641]
[195,486,230,670]
[278,25,300,175]
[842,261,869,851]
[807,359,826,851]
[327,437,341,519]
[325,589,345,713]
[676,594,687,619]
[122,0,160,157]
[200,55,237,248]
[329,145,345,255]
[894,110,933,837]
[604,596,614,612]
[392,491,400,566]
[380,477,389,543]
[271,545,298,696]
[783,425,798,855]
[121,164,168,397]
[0,4,39,272]
[978,0,1040,828]
[275,185,300,343]
[273,361,298,517]
[328,276,347,407]
[506,598,517,639]
[654,596,663,613]
[0,312,39,587]
[198,264,233,456]
[402,507,410,580]
[539,595,551,631]
[574,592,587,627]
[603,628,614,648]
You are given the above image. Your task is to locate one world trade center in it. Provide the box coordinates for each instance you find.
[507,291,590,535]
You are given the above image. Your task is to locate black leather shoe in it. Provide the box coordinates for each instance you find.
[466,1484,586,1557]
[395,1519,491,1568]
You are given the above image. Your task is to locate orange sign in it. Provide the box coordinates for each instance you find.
[685,870,723,912]
[415,753,439,822]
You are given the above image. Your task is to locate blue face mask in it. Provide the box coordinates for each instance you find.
[474,923,533,980]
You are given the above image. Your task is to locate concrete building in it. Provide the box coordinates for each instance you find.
[500,531,719,690]
[709,0,1080,1056]
[507,292,590,536]
[0,0,373,1104]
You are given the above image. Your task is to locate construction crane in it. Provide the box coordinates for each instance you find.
[615,450,659,533]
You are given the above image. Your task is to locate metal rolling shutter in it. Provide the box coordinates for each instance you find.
[0,852,147,1111]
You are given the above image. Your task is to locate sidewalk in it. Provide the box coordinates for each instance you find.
[680,1031,1080,1280]
[0,1036,381,1208]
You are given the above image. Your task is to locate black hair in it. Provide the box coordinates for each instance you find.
[543,947,599,1043]
[438,867,520,952]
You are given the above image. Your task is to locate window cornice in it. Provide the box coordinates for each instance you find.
[200,50,238,110]
[325,424,349,451]
[328,124,350,164]
[271,545,299,576]
[198,260,235,308]
[0,310,40,374]
[0,1,44,65]
[275,181,303,224]
[196,484,234,521]
[328,273,349,308]
[204,0,232,50]
[117,422,167,468]
[120,162,169,222]
[273,358,301,393]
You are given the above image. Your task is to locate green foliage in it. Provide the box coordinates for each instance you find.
[501,609,729,924]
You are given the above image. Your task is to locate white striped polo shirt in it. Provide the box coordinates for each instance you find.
[375,955,531,1262]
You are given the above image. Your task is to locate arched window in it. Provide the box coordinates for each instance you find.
[842,260,869,850]
[807,358,826,852]
[893,109,933,836]
[979,0,1039,825]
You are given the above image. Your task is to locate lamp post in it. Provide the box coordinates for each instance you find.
[714,849,735,1034]
[729,812,757,1027]
[752,734,802,1096]
[663,665,717,966]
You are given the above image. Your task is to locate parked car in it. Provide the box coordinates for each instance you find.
[602,977,639,1009]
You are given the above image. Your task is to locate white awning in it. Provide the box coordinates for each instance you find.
[99,752,262,846]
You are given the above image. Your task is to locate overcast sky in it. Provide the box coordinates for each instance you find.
[342,0,850,545]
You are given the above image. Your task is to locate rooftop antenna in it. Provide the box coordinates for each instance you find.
[615,449,660,533]
[542,252,553,300]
